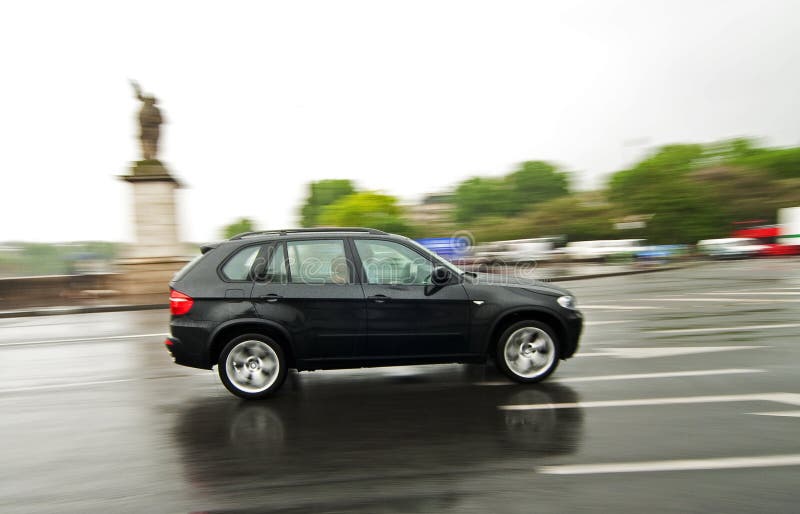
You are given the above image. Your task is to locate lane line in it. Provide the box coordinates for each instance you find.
[575,346,768,359]
[699,292,800,296]
[498,392,800,411]
[749,410,800,418]
[634,297,800,303]
[0,333,169,348]
[0,374,206,394]
[559,368,762,383]
[1,378,139,393]
[583,320,633,326]
[475,368,762,386]
[581,305,662,310]
[648,323,800,335]
[537,454,800,475]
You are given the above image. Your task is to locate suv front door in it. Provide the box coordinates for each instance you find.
[250,238,366,366]
[352,238,471,358]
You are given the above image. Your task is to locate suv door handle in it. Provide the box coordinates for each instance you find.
[258,294,283,303]
[368,294,390,303]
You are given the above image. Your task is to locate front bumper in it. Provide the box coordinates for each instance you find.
[562,309,583,359]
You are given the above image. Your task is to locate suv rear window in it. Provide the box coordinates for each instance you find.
[222,245,261,281]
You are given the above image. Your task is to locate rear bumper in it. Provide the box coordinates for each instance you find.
[165,336,212,369]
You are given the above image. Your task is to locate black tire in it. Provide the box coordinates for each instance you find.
[218,334,287,399]
[495,320,560,383]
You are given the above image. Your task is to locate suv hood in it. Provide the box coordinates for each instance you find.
[464,272,571,297]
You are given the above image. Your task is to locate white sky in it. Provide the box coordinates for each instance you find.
[1,0,798,243]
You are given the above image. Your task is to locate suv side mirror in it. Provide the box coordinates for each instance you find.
[430,265,452,286]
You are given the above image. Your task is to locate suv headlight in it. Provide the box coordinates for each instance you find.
[557,295,576,309]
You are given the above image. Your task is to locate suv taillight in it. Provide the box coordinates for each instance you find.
[170,289,194,316]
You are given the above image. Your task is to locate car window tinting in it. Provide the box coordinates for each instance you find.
[222,245,261,281]
[286,240,349,284]
[354,239,433,285]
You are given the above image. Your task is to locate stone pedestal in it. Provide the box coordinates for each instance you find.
[121,161,184,258]
[117,161,190,300]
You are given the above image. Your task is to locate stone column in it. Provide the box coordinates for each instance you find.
[117,161,190,303]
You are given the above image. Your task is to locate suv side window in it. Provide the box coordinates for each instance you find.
[221,245,262,281]
[354,239,434,285]
[286,239,350,284]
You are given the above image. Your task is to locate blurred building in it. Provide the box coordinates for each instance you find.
[406,194,454,225]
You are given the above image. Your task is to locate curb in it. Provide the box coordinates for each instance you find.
[0,262,703,319]
[547,262,700,282]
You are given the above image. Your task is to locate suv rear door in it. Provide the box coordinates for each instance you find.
[250,238,366,366]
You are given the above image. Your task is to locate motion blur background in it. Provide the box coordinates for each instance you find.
[1,0,799,290]
[3,3,800,513]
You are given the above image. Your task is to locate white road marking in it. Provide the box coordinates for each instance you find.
[0,333,170,348]
[537,454,800,475]
[634,297,800,303]
[581,305,662,310]
[575,346,767,359]
[699,292,800,296]
[749,410,800,418]
[559,368,762,383]
[498,392,800,411]
[0,374,206,394]
[0,378,139,393]
[648,323,800,335]
[475,368,762,386]
[583,320,633,326]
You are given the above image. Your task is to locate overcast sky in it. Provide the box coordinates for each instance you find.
[1,0,798,243]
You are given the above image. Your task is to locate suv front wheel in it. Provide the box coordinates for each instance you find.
[496,320,560,383]
[218,334,287,399]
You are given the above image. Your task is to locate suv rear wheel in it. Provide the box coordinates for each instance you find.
[496,320,560,383]
[218,334,287,399]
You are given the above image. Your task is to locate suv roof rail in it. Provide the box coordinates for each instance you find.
[228,227,388,240]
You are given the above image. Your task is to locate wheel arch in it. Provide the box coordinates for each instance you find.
[209,319,296,368]
[486,308,567,360]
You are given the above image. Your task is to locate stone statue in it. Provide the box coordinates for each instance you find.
[130,80,164,161]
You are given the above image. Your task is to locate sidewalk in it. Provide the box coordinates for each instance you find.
[0,261,700,319]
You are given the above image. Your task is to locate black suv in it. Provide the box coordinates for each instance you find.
[166,228,583,399]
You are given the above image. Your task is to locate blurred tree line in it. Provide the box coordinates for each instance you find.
[298,138,800,244]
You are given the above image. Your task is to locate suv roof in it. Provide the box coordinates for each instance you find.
[199,228,396,255]
[229,227,389,240]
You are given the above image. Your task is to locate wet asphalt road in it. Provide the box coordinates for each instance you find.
[1,259,799,513]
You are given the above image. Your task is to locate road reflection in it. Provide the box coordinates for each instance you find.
[173,367,584,511]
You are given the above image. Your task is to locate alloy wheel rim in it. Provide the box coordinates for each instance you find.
[226,340,280,393]
[503,327,555,379]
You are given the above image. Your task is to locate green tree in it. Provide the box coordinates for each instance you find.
[222,218,255,239]
[523,193,622,242]
[452,177,510,222]
[691,166,800,226]
[506,160,570,209]
[319,192,412,234]
[300,179,357,227]
[731,146,800,180]
[608,144,723,243]
[452,161,570,223]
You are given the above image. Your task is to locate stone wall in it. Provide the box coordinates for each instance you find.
[115,256,190,304]
[0,274,118,310]
[0,257,190,310]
